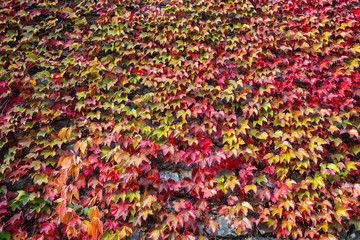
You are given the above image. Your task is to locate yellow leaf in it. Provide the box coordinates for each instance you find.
[150,228,161,240]
[327,163,340,173]
[328,125,339,133]
[271,207,283,217]
[244,184,257,194]
[349,129,359,138]
[353,44,360,52]
[58,127,69,140]
[141,194,157,208]
[118,224,133,239]
[30,79,36,87]
[208,219,219,234]
[335,204,349,220]
[300,42,310,49]
[312,174,325,189]
[224,175,240,191]
[257,132,268,140]
[312,44,322,52]
[241,201,253,211]
[346,161,357,171]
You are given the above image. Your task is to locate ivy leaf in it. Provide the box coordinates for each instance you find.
[84,207,91,216]
[354,146,360,155]
[345,161,357,171]
[257,132,268,140]
[150,228,161,240]
[244,184,257,194]
[58,155,73,169]
[40,221,55,234]
[173,199,188,212]
[327,163,340,173]
[74,140,88,155]
[334,204,349,222]
[118,224,133,239]
[308,173,325,189]
[319,234,337,240]
[0,232,11,240]
[207,219,219,234]
[127,192,140,202]
[224,175,240,192]
[58,127,71,140]
[19,137,32,148]
[34,174,48,185]
[56,202,67,219]
[227,195,239,205]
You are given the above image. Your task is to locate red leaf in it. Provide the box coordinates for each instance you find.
[56,202,67,219]
[259,188,271,201]
[104,220,119,231]
[110,204,122,219]
[173,199,188,212]
[111,203,129,220]
[355,8,360,19]
[40,221,55,234]
[75,175,86,189]
[227,195,239,205]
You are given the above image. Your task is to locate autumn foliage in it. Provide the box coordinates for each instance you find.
[0,0,360,239]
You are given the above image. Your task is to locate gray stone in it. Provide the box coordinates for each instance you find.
[349,231,360,240]
[52,118,70,131]
[214,215,238,238]
[197,222,205,235]
[65,144,75,151]
[159,171,180,182]
[4,177,32,191]
[245,238,272,240]
[258,222,273,235]
[178,169,192,179]
[339,229,348,240]
[128,229,143,240]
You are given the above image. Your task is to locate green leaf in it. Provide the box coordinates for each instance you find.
[26,54,38,62]
[354,146,360,155]
[127,192,140,202]
[42,149,56,159]
[309,173,325,189]
[101,146,115,159]
[0,231,10,240]
[84,207,91,215]
[140,32,149,37]
[34,174,48,185]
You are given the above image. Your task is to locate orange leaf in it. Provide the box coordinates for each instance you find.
[58,127,72,140]
[58,127,68,140]
[74,140,87,155]
[88,218,103,240]
[319,234,337,240]
[89,206,100,221]
[57,155,73,169]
